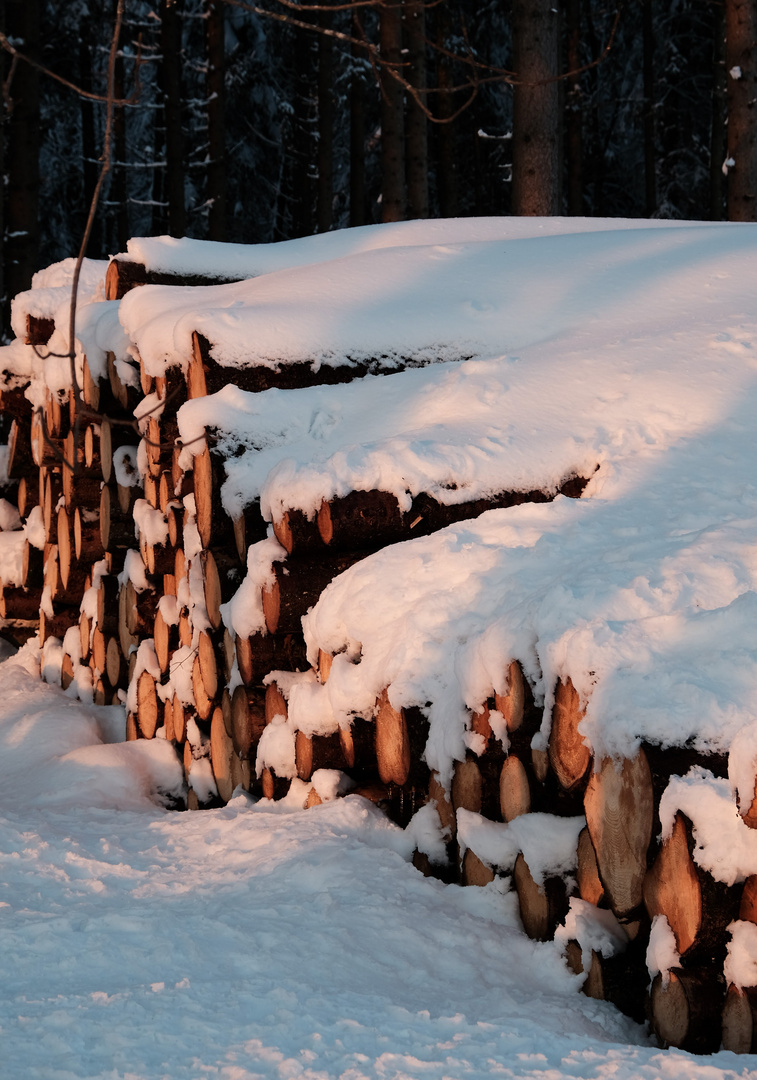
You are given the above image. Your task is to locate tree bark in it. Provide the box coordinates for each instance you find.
[161,0,186,237]
[349,12,367,227]
[725,0,757,220]
[511,0,560,215]
[404,0,428,219]
[207,0,227,240]
[380,0,405,222]
[5,0,40,316]
[317,11,334,233]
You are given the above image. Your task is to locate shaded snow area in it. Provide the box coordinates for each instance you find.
[0,646,752,1080]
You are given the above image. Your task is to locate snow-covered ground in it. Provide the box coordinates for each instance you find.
[0,642,753,1080]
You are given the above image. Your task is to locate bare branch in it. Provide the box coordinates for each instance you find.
[0,30,141,105]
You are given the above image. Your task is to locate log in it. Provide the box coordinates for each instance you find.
[374,689,410,786]
[583,750,654,921]
[0,585,42,621]
[429,772,456,841]
[338,715,376,778]
[91,625,106,675]
[272,507,324,556]
[210,705,234,803]
[230,684,266,758]
[95,574,120,636]
[25,314,55,346]
[39,606,77,644]
[106,259,242,301]
[230,753,252,793]
[235,631,308,686]
[548,677,591,792]
[31,408,63,468]
[452,757,483,815]
[17,476,38,518]
[576,826,605,906]
[262,552,365,634]
[79,613,91,662]
[741,876,757,922]
[137,671,159,739]
[261,767,291,801]
[163,696,174,741]
[105,636,125,688]
[311,475,593,554]
[493,660,526,735]
[722,984,757,1054]
[7,418,34,479]
[172,694,187,744]
[105,257,149,300]
[650,969,724,1053]
[264,681,288,723]
[295,730,346,781]
[567,938,649,1024]
[513,852,570,942]
[193,442,219,549]
[60,430,95,505]
[153,607,177,673]
[643,812,701,956]
[192,651,215,721]
[100,485,137,550]
[499,754,531,821]
[100,420,140,486]
[107,353,142,417]
[461,848,495,887]
[74,507,105,562]
[22,540,44,590]
[230,501,268,562]
[317,490,404,551]
[643,811,739,965]
[42,470,64,544]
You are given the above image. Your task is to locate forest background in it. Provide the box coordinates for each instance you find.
[0,0,754,338]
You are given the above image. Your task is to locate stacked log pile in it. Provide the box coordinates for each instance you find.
[0,250,754,1055]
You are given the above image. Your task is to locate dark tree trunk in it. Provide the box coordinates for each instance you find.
[207,0,227,240]
[405,0,428,220]
[725,0,756,220]
[291,19,317,237]
[642,0,656,217]
[349,13,367,227]
[5,0,40,311]
[79,26,101,256]
[436,4,458,217]
[564,0,583,215]
[512,0,560,215]
[162,0,186,237]
[112,23,129,254]
[380,0,405,222]
[710,2,727,220]
[317,12,334,233]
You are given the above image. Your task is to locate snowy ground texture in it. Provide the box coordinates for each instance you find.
[0,643,755,1080]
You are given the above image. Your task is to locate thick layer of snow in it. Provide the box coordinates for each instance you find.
[121,216,701,277]
[0,643,752,1079]
[121,222,742,379]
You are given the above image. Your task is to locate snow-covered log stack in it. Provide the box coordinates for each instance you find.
[2,219,757,1052]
